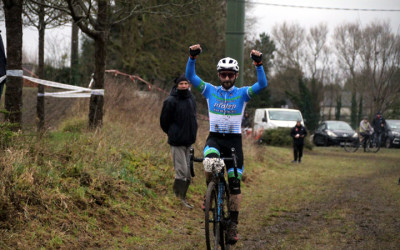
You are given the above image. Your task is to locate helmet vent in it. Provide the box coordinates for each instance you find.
[216,57,239,72]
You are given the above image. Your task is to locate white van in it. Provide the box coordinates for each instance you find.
[253,108,304,139]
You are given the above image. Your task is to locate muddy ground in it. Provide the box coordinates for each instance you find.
[238,151,400,250]
[242,175,399,249]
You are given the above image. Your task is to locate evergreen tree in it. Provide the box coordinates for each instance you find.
[285,77,319,131]
[357,96,363,125]
[244,33,275,112]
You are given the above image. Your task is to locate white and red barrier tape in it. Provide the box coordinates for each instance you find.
[2,69,103,98]
[1,68,209,121]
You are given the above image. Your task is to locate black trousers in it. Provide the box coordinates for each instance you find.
[293,143,304,161]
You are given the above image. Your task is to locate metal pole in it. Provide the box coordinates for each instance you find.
[226,0,245,86]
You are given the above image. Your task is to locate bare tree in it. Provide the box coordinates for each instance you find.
[271,22,328,122]
[2,0,23,128]
[70,20,79,85]
[305,23,330,81]
[333,23,362,82]
[61,0,195,128]
[359,21,400,114]
[28,0,198,128]
[333,22,362,128]
[64,0,109,128]
[272,22,306,73]
[23,0,69,131]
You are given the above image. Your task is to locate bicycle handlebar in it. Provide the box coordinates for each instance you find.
[189,147,238,178]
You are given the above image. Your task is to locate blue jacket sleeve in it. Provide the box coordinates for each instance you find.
[250,65,268,94]
[185,57,203,89]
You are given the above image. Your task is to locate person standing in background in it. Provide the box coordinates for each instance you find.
[160,74,198,208]
[359,116,374,151]
[371,111,386,144]
[290,119,307,163]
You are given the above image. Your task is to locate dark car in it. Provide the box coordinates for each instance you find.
[382,119,400,148]
[313,120,358,146]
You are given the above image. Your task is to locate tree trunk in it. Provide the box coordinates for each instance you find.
[3,0,23,128]
[357,96,363,126]
[88,0,108,129]
[88,36,105,128]
[335,95,342,120]
[350,91,357,129]
[36,0,45,131]
[70,20,79,85]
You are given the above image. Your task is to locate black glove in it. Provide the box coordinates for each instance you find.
[189,48,201,58]
[251,53,263,66]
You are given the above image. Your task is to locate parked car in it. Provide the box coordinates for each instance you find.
[313,120,358,146]
[382,119,400,148]
[253,108,303,142]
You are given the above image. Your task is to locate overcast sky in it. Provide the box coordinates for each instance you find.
[1,0,399,63]
[247,0,400,37]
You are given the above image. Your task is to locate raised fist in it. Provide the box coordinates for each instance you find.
[189,44,202,58]
[250,49,262,66]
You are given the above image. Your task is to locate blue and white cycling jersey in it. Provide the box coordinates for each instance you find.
[186,57,268,134]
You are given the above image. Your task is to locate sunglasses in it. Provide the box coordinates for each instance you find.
[219,72,236,79]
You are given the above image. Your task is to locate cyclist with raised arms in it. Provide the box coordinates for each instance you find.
[185,44,267,245]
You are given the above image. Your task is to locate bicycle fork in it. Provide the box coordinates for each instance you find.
[217,181,224,222]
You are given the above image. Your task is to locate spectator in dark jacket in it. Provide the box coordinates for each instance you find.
[160,74,197,208]
[372,111,386,143]
[290,119,307,163]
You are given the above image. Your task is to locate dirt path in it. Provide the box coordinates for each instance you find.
[239,151,400,249]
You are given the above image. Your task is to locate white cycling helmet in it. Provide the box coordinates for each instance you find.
[217,57,239,72]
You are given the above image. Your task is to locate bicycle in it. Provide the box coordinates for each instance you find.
[190,147,238,250]
[344,132,380,153]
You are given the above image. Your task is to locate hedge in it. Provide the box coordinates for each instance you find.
[259,127,313,150]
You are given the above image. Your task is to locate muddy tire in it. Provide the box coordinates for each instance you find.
[205,180,230,250]
[205,181,219,250]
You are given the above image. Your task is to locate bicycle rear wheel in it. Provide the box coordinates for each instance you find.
[205,181,219,250]
[366,137,380,153]
[344,137,360,152]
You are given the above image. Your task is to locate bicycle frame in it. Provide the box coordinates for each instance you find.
[217,176,224,223]
[190,147,238,249]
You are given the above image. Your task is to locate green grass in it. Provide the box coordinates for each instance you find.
[1,110,399,249]
[233,145,400,249]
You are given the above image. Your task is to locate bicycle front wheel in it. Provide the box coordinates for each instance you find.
[366,138,380,153]
[205,181,219,250]
[344,137,360,152]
